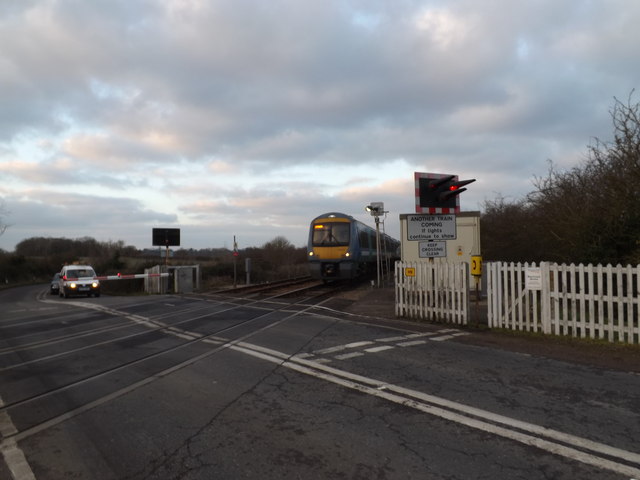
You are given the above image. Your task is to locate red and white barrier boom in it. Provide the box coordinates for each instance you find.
[95,273,169,281]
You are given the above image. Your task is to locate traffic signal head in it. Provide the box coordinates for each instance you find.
[416,173,475,213]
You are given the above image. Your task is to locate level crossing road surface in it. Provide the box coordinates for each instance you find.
[1,285,639,480]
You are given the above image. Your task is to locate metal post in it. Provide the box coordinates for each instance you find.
[375,216,381,288]
[233,235,238,288]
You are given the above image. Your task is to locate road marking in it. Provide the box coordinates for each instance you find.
[304,328,468,362]
[377,332,439,342]
[312,358,333,364]
[293,353,314,359]
[315,341,374,354]
[397,340,427,347]
[376,335,416,342]
[233,341,640,479]
[0,395,36,480]
[364,345,395,353]
[431,335,454,341]
[19,297,640,478]
[431,333,470,341]
[334,352,365,360]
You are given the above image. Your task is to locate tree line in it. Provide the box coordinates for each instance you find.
[481,93,640,266]
[0,234,308,287]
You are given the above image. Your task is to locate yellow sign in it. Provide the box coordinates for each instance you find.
[471,255,482,276]
[404,267,416,277]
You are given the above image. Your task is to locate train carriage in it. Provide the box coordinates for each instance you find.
[307,212,400,281]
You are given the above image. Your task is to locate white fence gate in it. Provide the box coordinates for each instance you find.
[487,262,640,344]
[395,261,469,324]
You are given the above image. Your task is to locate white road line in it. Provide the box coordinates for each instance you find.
[293,353,314,359]
[364,345,395,353]
[375,335,411,342]
[334,352,365,360]
[376,331,441,343]
[431,335,454,341]
[0,395,35,480]
[406,331,446,338]
[26,296,640,477]
[314,341,374,355]
[233,342,640,479]
[397,340,427,347]
[431,333,469,341]
[312,358,333,364]
[313,329,464,358]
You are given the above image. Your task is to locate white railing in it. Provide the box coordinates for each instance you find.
[487,262,640,344]
[395,261,469,324]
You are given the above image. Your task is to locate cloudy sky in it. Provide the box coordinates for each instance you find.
[1,0,638,252]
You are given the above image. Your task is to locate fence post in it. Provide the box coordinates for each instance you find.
[540,262,551,334]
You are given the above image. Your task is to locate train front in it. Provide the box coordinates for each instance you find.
[307,213,358,280]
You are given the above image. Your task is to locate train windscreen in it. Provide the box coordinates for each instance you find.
[312,222,350,246]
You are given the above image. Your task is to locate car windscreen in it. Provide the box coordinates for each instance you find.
[312,222,350,246]
[66,269,95,278]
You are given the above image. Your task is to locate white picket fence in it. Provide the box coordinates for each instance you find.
[487,262,640,344]
[395,261,469,324]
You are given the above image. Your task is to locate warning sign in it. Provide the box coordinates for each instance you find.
[406,214,456,241]
[404,267,416,277]
[419,241,446,258]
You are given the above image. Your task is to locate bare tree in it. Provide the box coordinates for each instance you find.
[482,91,640,264]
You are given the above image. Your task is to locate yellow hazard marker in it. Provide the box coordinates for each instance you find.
[404,267,416,277]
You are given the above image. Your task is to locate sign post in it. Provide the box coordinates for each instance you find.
[233,236,239,287]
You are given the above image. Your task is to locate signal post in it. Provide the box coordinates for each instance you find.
[399,172,481,283]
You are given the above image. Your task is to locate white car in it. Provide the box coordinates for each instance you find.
[58,265,101,298]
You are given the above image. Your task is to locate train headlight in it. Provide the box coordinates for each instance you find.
[308,251,314,257]
[344,252,350,257]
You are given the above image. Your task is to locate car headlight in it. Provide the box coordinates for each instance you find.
[92,282,99,288]
[70,282,77,289]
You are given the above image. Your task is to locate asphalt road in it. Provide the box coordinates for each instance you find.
[1,285,639,479]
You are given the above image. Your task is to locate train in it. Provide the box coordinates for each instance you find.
[307,212,401,280]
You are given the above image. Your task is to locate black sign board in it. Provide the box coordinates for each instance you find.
[152,228,180,247]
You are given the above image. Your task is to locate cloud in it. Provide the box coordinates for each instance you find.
[0,190,177,249]
[0,0,638,252]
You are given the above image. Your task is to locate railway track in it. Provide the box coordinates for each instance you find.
[210,276,317,295]
[0,287,347,448]
[208,276,357,300]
